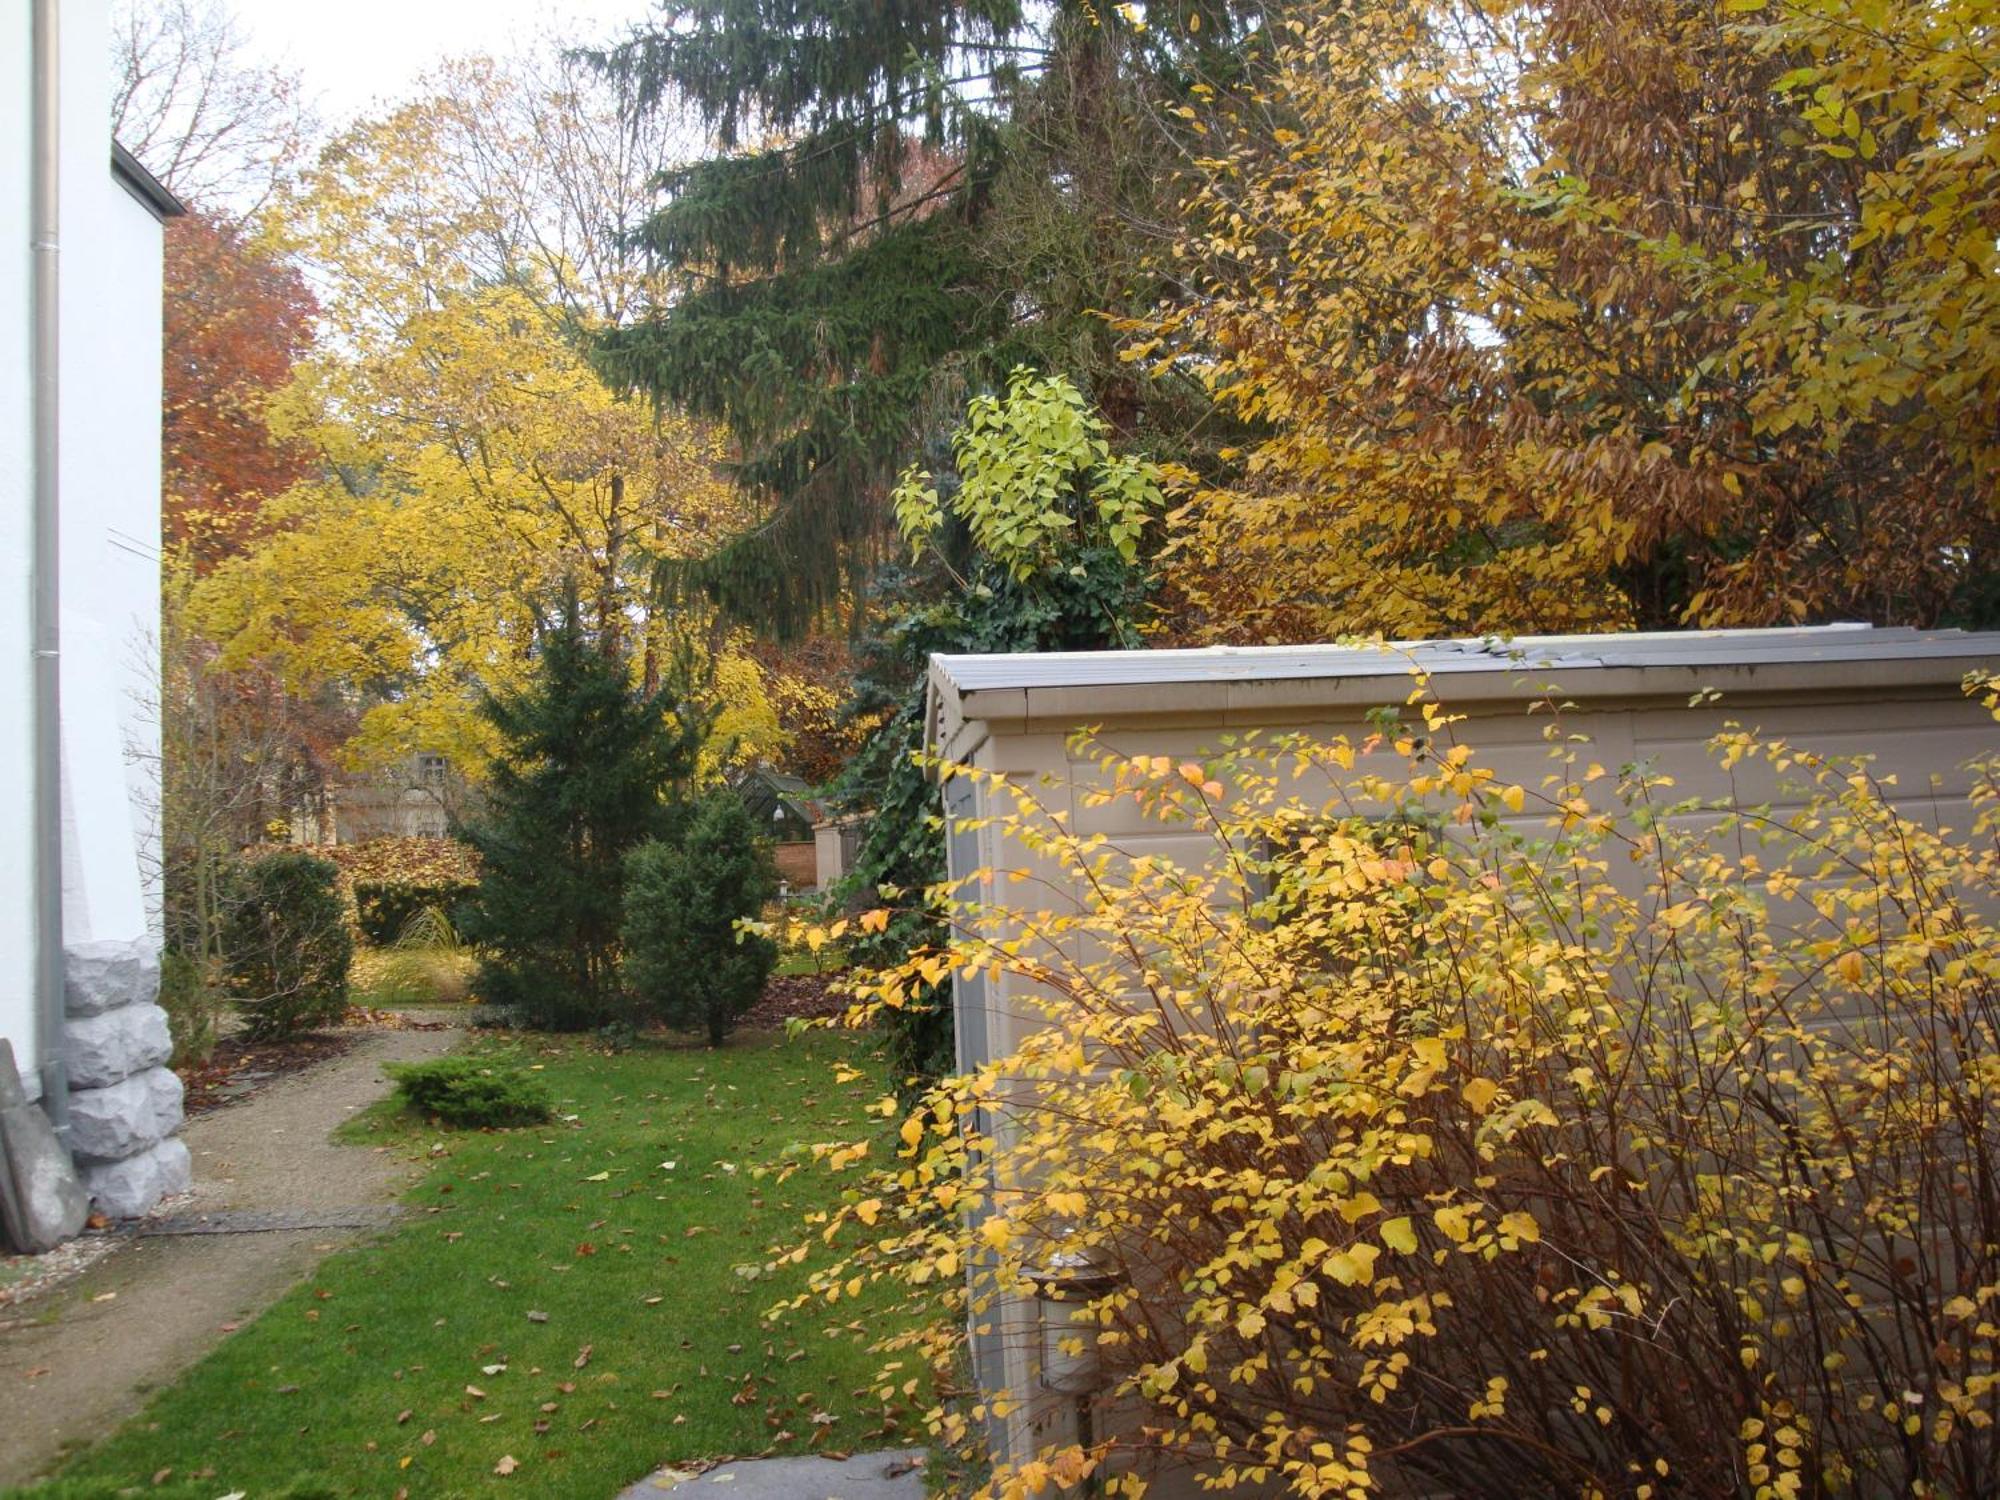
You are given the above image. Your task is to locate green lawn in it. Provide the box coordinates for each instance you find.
[46,1030,917,1499]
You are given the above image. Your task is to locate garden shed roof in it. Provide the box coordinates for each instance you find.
[925,625,2000,763]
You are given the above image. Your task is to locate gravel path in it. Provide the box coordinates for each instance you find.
[0,1016,461,1486]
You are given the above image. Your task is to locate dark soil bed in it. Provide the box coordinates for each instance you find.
[741,972,852,1028]
[178,1007,457,1118]
[176,1030,360,1117]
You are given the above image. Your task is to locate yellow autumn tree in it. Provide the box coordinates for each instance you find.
[1144,0,2000,643]
[783,685,2000,1497]
[192,62,780,776]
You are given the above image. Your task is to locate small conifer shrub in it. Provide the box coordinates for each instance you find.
[385,1055,552,1128]
[456,604,708,1031]
[623,792,778,1046]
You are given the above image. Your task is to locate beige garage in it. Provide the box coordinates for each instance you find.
[922,623,2000,1484]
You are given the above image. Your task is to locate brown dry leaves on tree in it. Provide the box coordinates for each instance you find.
[1139,0,2000,642]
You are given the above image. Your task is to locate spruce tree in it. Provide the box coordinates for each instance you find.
[622,792,778,1047]
[457,604,709,1030]
[588,0,1253,636]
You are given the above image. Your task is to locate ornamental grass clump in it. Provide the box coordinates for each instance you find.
[782,685,2000,1499]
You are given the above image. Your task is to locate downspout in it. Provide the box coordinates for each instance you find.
[31,0,68,1138]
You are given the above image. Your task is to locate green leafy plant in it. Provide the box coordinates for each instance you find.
[832,373,1162,1087]
[893,367,1164,582]
[384,1054,552,1128]
[157,947,220,1067]
[220,851,352,1040]
[623,792,779,1046]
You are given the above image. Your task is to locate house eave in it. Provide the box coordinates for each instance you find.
[111,142,185,221]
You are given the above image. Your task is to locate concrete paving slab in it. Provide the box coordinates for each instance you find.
[620,1448,927,1500]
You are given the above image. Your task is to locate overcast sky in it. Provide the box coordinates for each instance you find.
[237,0,653,124]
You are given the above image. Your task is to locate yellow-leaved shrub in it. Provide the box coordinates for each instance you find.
[781,687,1999,1498]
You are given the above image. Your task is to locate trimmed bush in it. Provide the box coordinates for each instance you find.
[220,851,352,1040]
[385,1055,552,1128]
[623,792,778,1046]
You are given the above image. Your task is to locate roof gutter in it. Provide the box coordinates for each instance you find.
[32,0,68,1138]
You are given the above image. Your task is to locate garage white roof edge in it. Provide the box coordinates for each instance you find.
[925,625,2000,763]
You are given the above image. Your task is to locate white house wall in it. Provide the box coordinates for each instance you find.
[59,0,161,952]
[0,23,40,1097]
[0,0,185,1218]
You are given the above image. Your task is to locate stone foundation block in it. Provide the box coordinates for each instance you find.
[0,1041,90,1252]
[64,938,161,1018]
[81,1135,191,1219]
[68,1065,181,1164]
[64,1003,171,1090]
[147,1065,185,1136]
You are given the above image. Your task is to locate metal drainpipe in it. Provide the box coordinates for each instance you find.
[31,0,68,1139]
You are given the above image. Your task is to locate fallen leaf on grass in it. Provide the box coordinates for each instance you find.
[494,1455,519,1476]
[396,1410,412,1425]
[573,1344,593,1370]
[482,1363,508,1376]
[465,1385,487,1400]
[583,1171,610,1182]
[526,1310,549,1323]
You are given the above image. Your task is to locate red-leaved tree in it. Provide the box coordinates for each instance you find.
[162,211,316,567]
